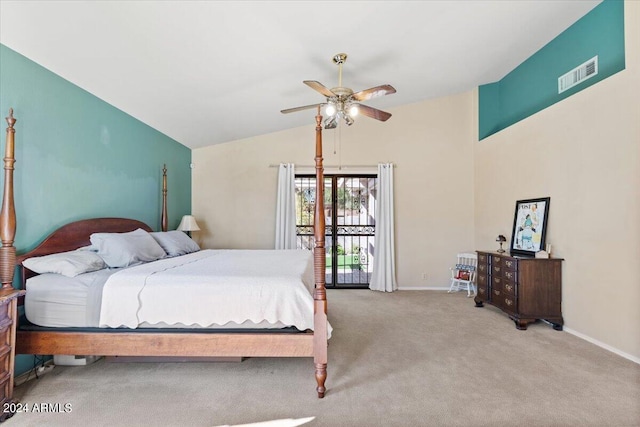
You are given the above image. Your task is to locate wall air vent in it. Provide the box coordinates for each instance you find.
[558,56,598,94]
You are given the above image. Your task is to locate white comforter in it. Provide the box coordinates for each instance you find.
[99,249,323,333]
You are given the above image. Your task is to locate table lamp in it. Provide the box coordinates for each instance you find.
[178,215,200,237]
[496,235,506,253]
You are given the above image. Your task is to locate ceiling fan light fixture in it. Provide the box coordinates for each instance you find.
[324,116,338,129]
[325,103,336,116]
[344,115,354,126]
[348,104,359,117]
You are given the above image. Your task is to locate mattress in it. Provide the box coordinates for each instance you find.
[25,249,327,334]
[25,269,114,328]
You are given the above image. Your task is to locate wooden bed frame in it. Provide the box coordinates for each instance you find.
[1,108,329,397]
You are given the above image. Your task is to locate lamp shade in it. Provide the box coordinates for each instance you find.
[177,215,200,232]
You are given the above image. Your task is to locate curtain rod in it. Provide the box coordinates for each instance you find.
[268,163,395,168]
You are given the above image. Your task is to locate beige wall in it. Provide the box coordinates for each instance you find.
[474,1,640,359]
[193,91,476,289]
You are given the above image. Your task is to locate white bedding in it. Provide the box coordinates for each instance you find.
[25,269,116,327]
[98,249,327,334]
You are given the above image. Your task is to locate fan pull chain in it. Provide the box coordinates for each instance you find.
[338,124,342,170]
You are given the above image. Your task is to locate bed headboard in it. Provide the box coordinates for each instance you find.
[16,217,152,289]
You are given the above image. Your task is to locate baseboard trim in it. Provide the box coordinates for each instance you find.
[397,286,450,291]
[564,327,640,365]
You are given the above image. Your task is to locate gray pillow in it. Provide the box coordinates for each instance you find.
[90,228,167,268]
[23,249,106,277]
[150,230,200,257]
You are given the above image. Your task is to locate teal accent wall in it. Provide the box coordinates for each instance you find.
[479,0,625,139]
[0,44,192,375]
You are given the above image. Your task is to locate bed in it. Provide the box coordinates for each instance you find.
[24,247,319,332]
[0,108,329,397]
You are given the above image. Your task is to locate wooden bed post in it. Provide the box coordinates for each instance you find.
[0,109,17,290]
[313,107,328,398]
[161,164,168,232]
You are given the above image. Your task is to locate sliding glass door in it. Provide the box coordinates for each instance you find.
[295,175,377,288]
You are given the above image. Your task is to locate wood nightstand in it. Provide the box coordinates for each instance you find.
[0,288,26,422]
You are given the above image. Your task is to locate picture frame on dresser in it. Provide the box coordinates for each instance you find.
[509,197,550,257]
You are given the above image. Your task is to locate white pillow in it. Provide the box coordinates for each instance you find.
[90,228,167,268]
[150,231,200,257]
[23,249,106,277]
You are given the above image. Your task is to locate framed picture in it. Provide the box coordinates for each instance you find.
[510,197,550,257]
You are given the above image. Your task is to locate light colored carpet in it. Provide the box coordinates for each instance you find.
[9,290,640,427]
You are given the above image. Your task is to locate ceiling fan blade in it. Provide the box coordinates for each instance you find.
[351,84,396,102]
[280,103,324,114]
[356,104,392,122]
[303,80,336,98]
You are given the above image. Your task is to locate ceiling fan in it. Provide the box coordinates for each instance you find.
[281,53,396,129]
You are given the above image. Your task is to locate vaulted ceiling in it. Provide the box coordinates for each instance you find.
[0,1,601,149]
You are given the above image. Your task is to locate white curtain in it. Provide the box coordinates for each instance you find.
[275,163,297,249]
[369,163,398,292]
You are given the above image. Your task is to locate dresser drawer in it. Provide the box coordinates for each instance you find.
[503,281,516,297]
[477,273,488,287]
[490,255,503,266]
[491,292,517,314]
[502,295,517,314]
[477,283,489,299]
[503,269,517,281]
[0,345,9,372]
[477,262,489,275]
[503,258,517,270]
[0,320,11,348]
[478,252,489,265]
[0,371,10,405]
[0,301,9,323]
[491,275,503,292]
[492,265,504,276]
[491,287,504,307]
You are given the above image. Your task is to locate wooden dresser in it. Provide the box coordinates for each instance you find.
[475,251,563,330]
[0,289,25,422]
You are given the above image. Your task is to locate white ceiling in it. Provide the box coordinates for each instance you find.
[0,1,601,149]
